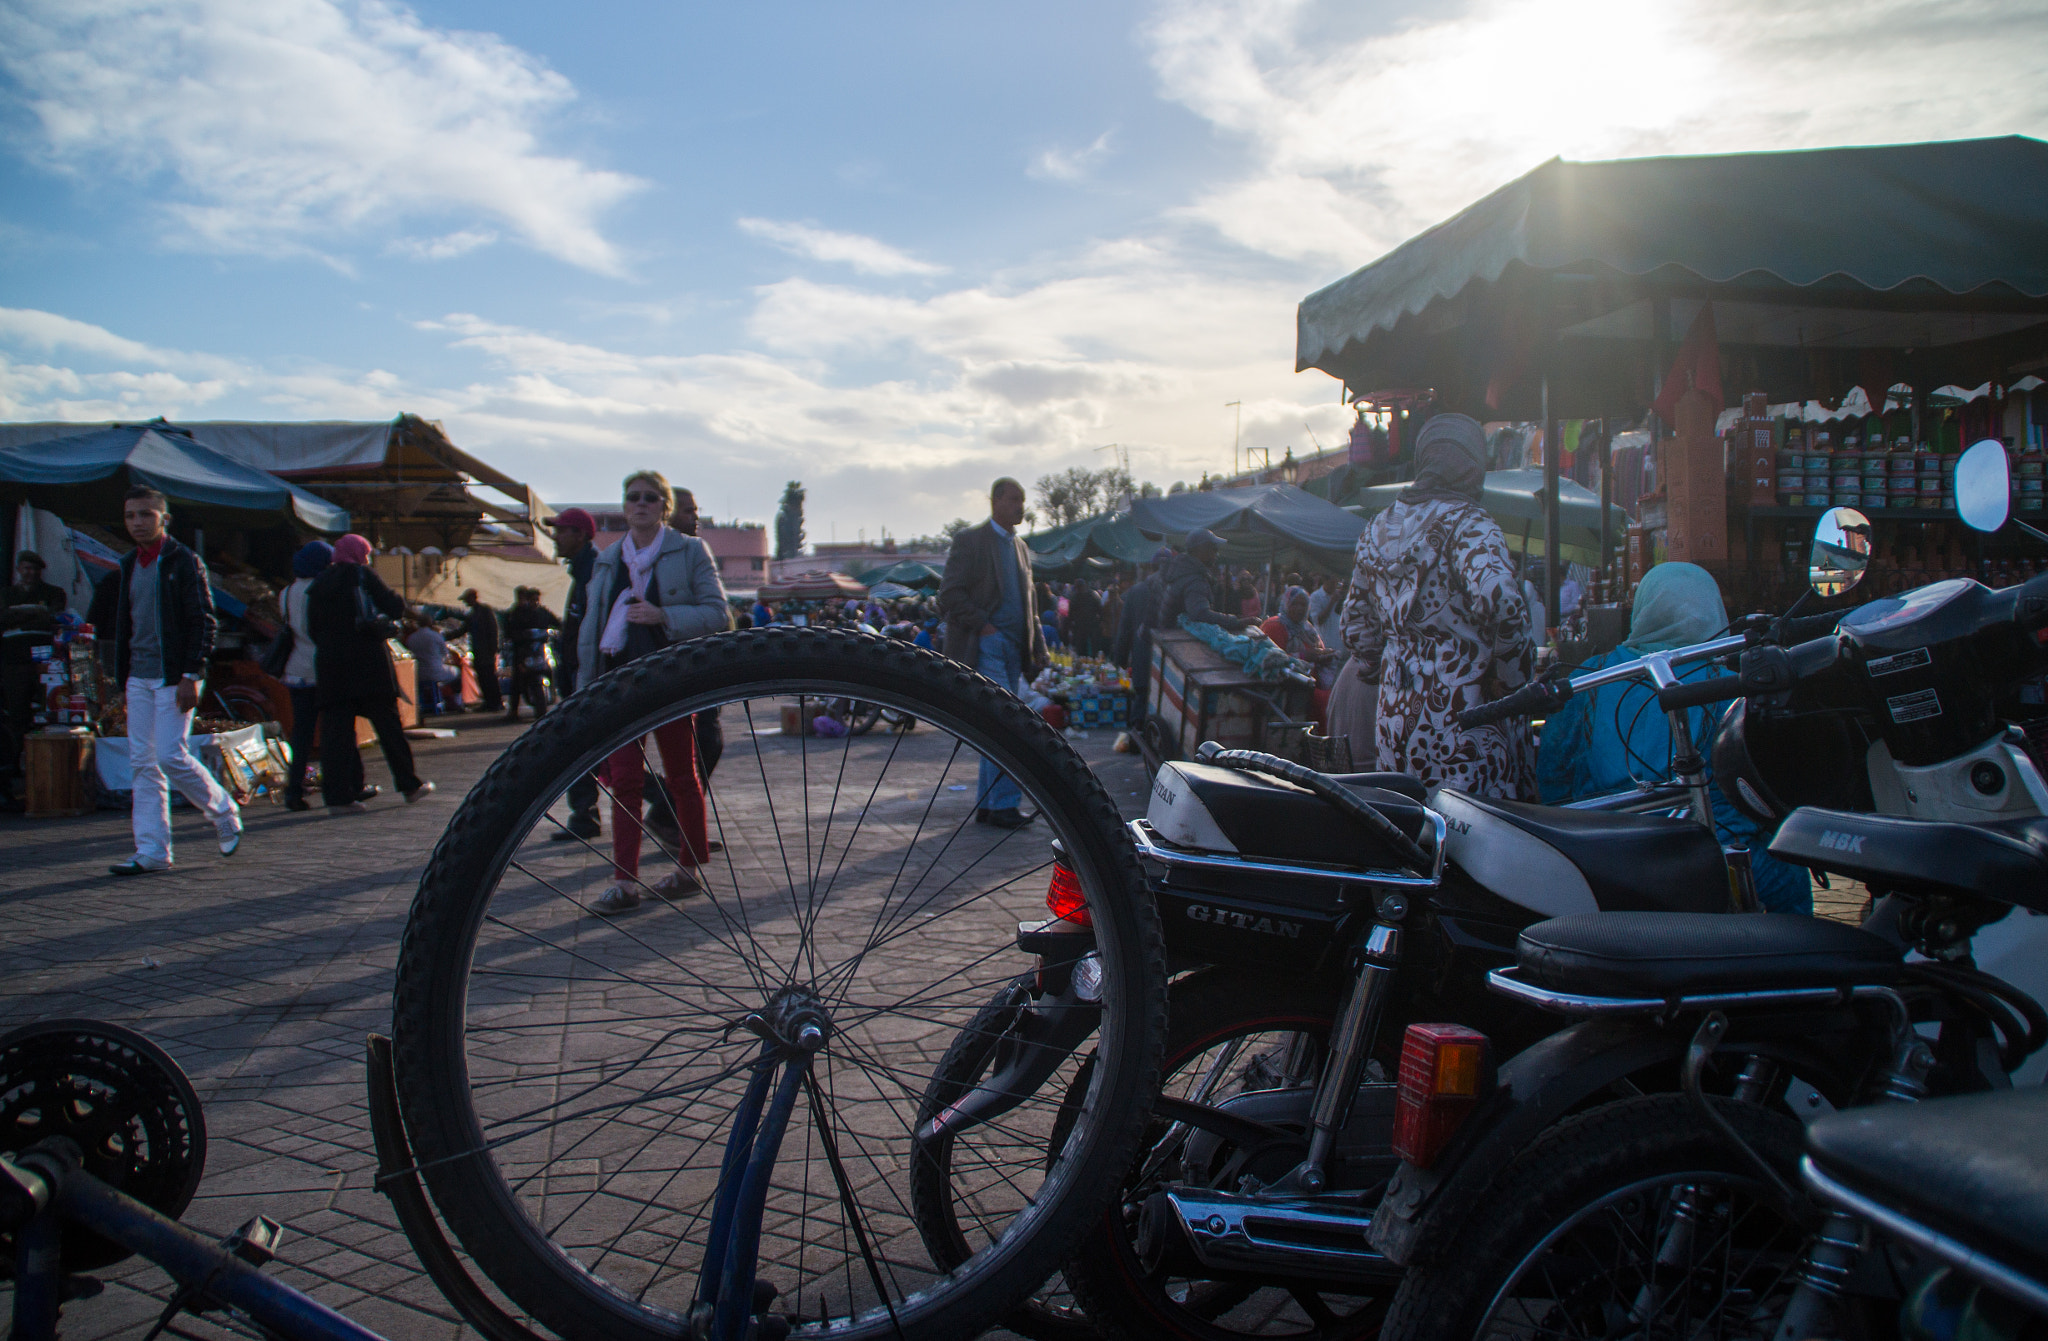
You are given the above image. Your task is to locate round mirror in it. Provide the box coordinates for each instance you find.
[1955,438,2011,534]
[1810,506,1872,598]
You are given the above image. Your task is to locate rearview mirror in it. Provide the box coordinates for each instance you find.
[1955,439,2011,534]
[1810,506,1871,598]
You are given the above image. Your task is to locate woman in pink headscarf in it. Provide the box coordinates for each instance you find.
[306,533,435,812]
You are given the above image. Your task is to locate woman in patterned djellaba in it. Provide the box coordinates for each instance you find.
[1341,411,1536,799]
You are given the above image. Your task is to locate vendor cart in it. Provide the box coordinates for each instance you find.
[1138,627,1313,773]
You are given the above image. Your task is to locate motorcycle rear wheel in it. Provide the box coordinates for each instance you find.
[391,628,1167,1341]
[1065,969,1384,1341]
[1380,1094,1815,1341]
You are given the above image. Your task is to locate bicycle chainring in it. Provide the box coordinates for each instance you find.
[0,1019,208,1271]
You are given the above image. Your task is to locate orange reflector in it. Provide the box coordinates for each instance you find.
[1391,1023,1490,1168]
[1045,862,1091,926]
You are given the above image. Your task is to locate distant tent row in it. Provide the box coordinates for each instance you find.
[0,423,349,533]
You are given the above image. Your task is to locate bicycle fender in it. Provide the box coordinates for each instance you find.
[1370,1017,1681,1268]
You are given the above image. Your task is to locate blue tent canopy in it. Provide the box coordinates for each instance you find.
[1127,483,1367,572]
[0,424,349,532]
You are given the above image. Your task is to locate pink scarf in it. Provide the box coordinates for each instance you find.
[599,532,663,655]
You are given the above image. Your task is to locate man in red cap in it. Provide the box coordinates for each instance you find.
[544,507,601,838]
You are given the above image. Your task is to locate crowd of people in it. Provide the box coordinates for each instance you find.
[71,438,1807,916]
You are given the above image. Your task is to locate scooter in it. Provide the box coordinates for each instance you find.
[1363,791,2046,1341]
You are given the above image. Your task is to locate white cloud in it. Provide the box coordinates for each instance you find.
[1146,0,2048,264]
[0,0,643,273]
[1030,131,1115,182]
[389,228,499,262]
[737,218,947,276]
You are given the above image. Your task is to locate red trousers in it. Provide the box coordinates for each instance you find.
[598,718,706,880]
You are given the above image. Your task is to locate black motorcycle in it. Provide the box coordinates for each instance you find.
[1366,795,2046,1341]
[913,630,1782,1341]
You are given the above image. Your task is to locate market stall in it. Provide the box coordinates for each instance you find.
[0,424,351,812]
[1296,135,2048,626]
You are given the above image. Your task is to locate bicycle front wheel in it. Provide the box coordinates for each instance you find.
[391,627,1166,1341]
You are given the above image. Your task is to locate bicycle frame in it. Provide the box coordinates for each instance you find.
[3,1142,387,1341]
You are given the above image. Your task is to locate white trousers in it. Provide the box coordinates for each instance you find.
[126,676,235,863]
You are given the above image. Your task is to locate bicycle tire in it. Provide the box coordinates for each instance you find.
[1066,971,1377,1341]
[391,627,1167,1341]
[1380,1094,1813,1341]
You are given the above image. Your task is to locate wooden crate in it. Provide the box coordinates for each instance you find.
[24,728,93,818]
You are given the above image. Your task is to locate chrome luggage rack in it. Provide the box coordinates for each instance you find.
[1127,810,1448,890]
[1486,968,1906,1019]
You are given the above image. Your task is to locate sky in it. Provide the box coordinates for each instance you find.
[2,0,2045,543]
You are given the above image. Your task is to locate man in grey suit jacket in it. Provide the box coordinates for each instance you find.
[939,477,1047,829]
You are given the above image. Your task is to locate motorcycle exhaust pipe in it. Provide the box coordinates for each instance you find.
[1137,1188,1395,1287]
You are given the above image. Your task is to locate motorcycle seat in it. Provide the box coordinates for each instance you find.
[1805,1087,2048,1283]
[1441,792,1730,914]
[1325,772,1428,802]
[1515,912,1903,998]
[1151,762,1428,869]
[1770,808,2048,914]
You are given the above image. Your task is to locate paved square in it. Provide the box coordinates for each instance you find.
[1,711,1154,1339]
[0,705,1851,1339]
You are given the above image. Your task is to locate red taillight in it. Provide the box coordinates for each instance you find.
[1045,861,1092,926]
[1391,1023,1490,1169]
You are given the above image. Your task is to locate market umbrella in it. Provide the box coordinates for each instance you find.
[860,560,944,589]
[1126,483,1366,572]
[1348,469,1629,565]
[0,423,349,532]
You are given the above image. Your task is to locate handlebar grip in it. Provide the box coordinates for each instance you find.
[1457,678,1571,731]
[1775,610,1846,644]
[1654,676,1746,711]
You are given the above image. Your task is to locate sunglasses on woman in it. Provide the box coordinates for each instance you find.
[624,491,665,504]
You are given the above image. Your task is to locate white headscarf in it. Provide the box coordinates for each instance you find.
[599,532,664,656]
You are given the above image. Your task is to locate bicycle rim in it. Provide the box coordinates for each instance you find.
[393,630,1164,1341]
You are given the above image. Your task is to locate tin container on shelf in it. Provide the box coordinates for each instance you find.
[2022,496,2045,513]
[1802,492,1831,508]
[1831,471,1861,492]
[1862,494,1889,511]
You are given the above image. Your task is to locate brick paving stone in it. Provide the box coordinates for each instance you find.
[3,712,1161,1340]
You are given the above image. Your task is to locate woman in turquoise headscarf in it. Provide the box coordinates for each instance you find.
[1536,562,1812,914]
